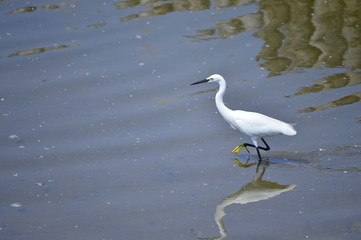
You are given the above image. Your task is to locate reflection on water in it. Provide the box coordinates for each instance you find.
[1,1,360,239]
[8,44,78,58]
[116,0,211,21]
[8,4,61,14]
[264,145,361,172]
[6,0,360,76]
[113,0,361,116]
[292,72,361,97]
[194,146,361,239]
[299,91,361,113]
[87,22,107,29]
[197,163,296,240]
[116,0,360,75]
[288,71,361,112]
[114,0,361,118]
[185,12,263,41]
[256,0,360,76]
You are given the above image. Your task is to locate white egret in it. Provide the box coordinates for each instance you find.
[191,74,296,161]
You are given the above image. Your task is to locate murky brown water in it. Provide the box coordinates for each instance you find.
[1,1,360,240]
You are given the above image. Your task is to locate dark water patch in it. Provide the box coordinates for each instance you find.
[87,22,107,29]
[249,145,361,172]
[291,72,361,97]
[8,5,60,14]
[299,91,361,113]
[8,44,78,58]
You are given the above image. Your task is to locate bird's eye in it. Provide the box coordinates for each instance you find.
[209,78,213,81]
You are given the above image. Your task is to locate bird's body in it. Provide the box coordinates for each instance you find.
[191,74,296,161]
[225,110,296,139]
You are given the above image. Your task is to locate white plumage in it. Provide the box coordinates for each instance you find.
[191,74,296,160]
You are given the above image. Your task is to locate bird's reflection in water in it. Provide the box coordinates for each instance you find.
[197,158,296,240]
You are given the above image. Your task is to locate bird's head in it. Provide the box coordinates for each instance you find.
[191,74,224,85]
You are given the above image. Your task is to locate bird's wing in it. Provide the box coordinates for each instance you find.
[234,111,294,137]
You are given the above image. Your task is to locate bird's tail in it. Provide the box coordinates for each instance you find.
[283,123,297,136]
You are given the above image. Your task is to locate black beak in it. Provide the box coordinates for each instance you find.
[190,79,209,85]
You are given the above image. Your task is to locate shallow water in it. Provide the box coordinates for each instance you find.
[1,1,361,240]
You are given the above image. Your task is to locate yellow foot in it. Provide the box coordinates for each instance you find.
[232,158,253,168]
[232,158,242,167]
[232,144,250,154]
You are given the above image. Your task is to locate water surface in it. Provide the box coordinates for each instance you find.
[1,1,361,239]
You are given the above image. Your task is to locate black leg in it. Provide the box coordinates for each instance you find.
[233,138,271,162]
[256,147,262,159]
[259,138,270,151]
[257,138,270,165]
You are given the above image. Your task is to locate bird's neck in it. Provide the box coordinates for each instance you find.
[215,80,232,116]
